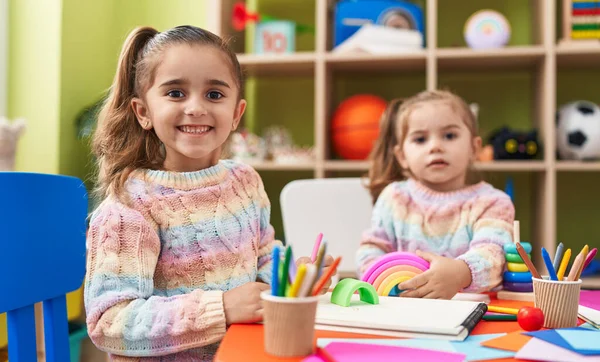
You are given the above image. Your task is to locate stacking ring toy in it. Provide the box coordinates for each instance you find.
[503,271,532,283]
[504,242,532,254]
[361,252,430,296]
[331,278,379,307]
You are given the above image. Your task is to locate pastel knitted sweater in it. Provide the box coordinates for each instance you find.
[84,160,281,361]
[356,179,515,293]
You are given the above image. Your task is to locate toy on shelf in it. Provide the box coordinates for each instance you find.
[464,10,511,49]
[333,0,425,53]
[487,126,540,160]
[228,126,315,164]
[477,145,494,162]
[228,129,267,163]
[334,0,424,45]
[264,125,293,152]
[263,125,315,164]
[331,94,387,160]
[232,2,314,55]
[360,251,430,296]
[333,24,423,54]
[560,0,600,44]
[556,100,600,161]
[255,21,296,54]
[270,146,315,164]
[0,117,26,171]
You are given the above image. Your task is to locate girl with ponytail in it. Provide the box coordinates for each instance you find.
[358,90,515,300]
[85,25,333,361]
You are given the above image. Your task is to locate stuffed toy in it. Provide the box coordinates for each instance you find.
[0,117,26,171]
[488,127,540,160]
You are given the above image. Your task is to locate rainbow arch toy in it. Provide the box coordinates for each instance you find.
[361,251,430,296]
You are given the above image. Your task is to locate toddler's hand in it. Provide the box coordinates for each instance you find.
[296,255,335,294]
[223,282,270,325]
[398,250,472,299]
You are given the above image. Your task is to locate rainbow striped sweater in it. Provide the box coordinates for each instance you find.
[357,178,515,293]
[84,160,281,361]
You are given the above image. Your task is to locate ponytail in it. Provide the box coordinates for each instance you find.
[366,98,405,203]
[92,27,163,203]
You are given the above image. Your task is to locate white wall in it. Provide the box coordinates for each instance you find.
[0,0,7,117]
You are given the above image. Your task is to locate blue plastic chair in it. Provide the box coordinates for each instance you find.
[0,172,88,362]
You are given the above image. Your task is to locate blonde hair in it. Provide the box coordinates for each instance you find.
[92,25,243,204]
[366,89,478,202]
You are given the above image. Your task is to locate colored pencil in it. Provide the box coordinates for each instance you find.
[567,252,584,281]
[271,246,280,296]
[517,243,541,279]
[297,264,317,298]
[487,306,520,315]
[542,247,558,281]
[583,247,597,271]
[483,314,518,321]
[553,242,565,271]
[312,256,341,296]
[311,233,323,262]
[575,245,589,280]
[287,264,307,297]
[557,248,571,281]
[279,246,292,296]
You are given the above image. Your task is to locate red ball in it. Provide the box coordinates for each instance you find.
[331,94,388,160]
[517,307,544,331]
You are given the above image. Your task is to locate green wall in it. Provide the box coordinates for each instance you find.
[114,0,206,38]
[59,0,117,187]
[8,0,62,173]
[9,0,206,184]
[58,0,206,189]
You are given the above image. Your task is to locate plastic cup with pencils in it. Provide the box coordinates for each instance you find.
[262,238,341,358]
[531,244,591,328]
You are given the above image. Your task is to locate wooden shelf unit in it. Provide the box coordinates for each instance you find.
[207,0,600,270]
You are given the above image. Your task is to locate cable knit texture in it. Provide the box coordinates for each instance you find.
[357,178,514,293]
[84,160,282,361]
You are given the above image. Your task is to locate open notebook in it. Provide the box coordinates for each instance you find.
[315,293,487,341]
[578,290,600,328]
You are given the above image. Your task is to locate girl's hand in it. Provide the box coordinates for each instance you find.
[223,282,270,325]
[295,255,335,294]
[397,250,472,299]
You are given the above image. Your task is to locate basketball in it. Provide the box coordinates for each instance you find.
[331,94,388,160]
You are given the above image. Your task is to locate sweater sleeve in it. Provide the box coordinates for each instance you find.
[356,184,398,277]
[456,193,515,293]
[84,200,226,357]
[254,172,283,284]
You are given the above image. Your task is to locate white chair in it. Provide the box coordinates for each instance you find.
[280,177,373,277]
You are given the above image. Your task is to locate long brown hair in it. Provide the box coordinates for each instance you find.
[366,89,478,202]
[92,25,243,204]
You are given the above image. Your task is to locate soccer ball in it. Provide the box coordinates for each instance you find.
[556,101,600,160]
